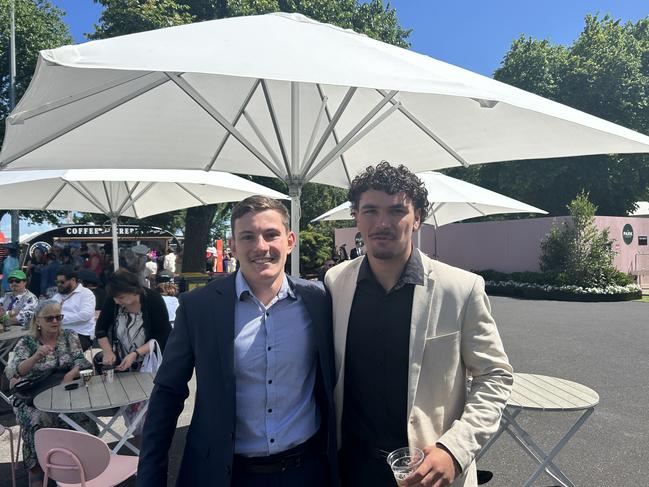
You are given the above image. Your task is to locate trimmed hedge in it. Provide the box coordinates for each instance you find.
[485,283,642,302]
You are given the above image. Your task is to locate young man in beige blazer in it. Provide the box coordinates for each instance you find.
[325,162,513,487]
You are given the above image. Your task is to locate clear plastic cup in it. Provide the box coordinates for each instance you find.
[387,447,424,486]
[79,369,93,387]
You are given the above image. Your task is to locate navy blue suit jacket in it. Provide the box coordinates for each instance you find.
[137,273,339,486]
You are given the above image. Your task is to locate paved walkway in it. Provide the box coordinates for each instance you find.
[0,296,647,486]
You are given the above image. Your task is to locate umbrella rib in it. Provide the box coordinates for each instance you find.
[301,93,328,169]
[0,75,170,169]
[315,84,352,186]
[115,181,141,216]
[243,111,287,175]
[204,79,261,172]
[66,181,109,215]
[42,181,69,210]
[175,182,208,206]
[165,72,284,180]
[467,202,488,217]
[118,181,154,219]
[305,91,400,182]
[8,72,157,125]
[302,87,357,180]
[376,89,470,168]
[101,181,115,214]
[260,80,292,179]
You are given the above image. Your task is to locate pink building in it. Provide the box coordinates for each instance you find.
[335,216,649,275]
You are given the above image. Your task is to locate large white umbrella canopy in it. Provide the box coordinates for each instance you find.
[0,169,288,270]
[2,13,649,274]
[312,171,547,226]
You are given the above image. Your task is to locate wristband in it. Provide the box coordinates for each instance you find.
[134,350,143,361]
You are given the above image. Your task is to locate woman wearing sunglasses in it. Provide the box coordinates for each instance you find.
[5,299,95,487]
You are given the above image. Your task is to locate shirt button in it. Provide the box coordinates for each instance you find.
[266,312,269,317]
[267,346,272,351]
[268,380,272,384]
[270,438,275,443]
[267,408,272,413]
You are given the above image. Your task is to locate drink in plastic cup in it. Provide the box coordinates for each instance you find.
[80,369,93,387]
[387,447,424,486]
[103,366,114,384]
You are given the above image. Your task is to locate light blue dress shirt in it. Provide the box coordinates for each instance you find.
[234,271,320,457]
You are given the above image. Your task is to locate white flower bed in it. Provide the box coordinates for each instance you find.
[486,280,641,295]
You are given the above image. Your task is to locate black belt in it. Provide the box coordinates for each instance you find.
[233,433,322,475]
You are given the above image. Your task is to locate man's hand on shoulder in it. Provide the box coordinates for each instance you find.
[404,444,460,487]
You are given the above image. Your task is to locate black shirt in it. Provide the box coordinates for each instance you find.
[341,250,425,455]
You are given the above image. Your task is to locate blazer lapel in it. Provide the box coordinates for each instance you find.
[407,250,437,415]
[210,275,236,387]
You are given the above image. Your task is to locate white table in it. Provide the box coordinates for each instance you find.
[34,371,154,454]
[477,372,599,487]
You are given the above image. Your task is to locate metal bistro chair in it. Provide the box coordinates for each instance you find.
[0,424,16,487]
[35,428,138,487]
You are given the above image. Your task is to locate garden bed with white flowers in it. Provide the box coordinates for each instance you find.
[485,280,642,302]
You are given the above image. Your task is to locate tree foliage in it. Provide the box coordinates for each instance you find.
[447,15,649,217]
[298,225,332,275]
[88,0,193,39]
[0,0,73,227]
[539,192,621,287]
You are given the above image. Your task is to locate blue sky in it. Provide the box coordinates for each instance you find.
[6,0,647,238]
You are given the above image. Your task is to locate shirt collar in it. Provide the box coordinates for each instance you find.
[235,271,295,302]
[357,248,425,291]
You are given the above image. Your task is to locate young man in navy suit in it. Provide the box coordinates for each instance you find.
[138,196,338,486]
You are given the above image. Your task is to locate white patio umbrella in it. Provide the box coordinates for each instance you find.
[312,171,547,226]
[0,169,288,270]
[2,13,649,275]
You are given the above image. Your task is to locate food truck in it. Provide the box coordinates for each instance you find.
[18,224,179,269]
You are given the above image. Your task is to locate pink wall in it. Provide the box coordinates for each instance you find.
[334,216,649,274]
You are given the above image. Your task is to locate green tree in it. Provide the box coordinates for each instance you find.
[88,0,193,39]
[298,225,332,275]
[540,191,621,287]
[0,0,73,226]
[449,15,649,217]
[90,0,411,272]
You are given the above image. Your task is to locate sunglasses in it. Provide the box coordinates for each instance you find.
[41,314,64,323]
[8,279,24,284]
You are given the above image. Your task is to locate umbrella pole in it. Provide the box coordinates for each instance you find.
[289,185,301,277]
[111,217,119,271]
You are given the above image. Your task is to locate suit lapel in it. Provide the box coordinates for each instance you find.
[407,250,437,415]
[211,274,236,387]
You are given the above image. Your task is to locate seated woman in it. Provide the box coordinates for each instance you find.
[96,268,171,372]
[5,299,95,487]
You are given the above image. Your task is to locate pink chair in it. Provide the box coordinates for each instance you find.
[35,428,138,487]
[0,424,16,487]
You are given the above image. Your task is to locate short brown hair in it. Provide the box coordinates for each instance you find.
[106,268,145,297]
[231,196,290,234]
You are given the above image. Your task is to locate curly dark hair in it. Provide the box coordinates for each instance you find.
[348,161,430,221]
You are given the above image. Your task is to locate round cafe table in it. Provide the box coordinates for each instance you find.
[34,371,154,454]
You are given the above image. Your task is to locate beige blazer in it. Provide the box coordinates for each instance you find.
[325,250,513,487]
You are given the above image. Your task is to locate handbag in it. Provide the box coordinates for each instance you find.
[11,368,70,407]
[140,339,162,374]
